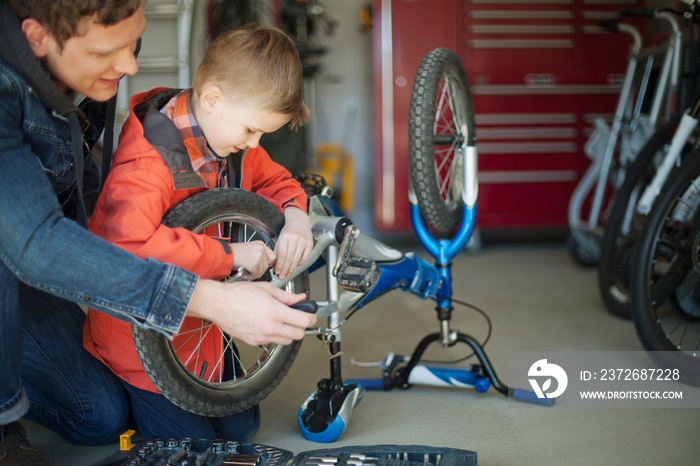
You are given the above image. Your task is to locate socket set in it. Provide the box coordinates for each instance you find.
[291,446,476,466]
[92,438,294,466]
[92,440,476,466]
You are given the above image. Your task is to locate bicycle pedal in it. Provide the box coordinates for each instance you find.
[336,257,379,293]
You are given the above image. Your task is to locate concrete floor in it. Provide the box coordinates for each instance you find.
[23,239,700,465]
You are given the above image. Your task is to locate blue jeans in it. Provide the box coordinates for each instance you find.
[123,383,259,441]
[0,270,130,445]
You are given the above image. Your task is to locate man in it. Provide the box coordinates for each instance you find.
[0,1,316,463]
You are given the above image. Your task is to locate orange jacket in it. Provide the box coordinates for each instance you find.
[83,88,307,392]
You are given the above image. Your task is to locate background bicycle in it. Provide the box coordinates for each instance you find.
[568,6,684,266]
[598,1,700,318]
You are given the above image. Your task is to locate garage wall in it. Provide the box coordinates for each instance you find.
[300,0,375,232]
[196,1,376,232]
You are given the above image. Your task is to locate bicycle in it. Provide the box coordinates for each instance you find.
[567,7,683,266]
[598,1,700,318]
[131,48,553,444]
[629,147,700,387]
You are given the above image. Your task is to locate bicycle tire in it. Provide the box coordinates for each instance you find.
[630,152,700,387]
[409,48,476,233]
[598,114,683,318]
[133,188,309,416]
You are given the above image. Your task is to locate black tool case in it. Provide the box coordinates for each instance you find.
[92,439,477,465]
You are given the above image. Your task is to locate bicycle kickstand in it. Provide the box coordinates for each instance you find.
[297,239,369,443]
[297,342,365,443]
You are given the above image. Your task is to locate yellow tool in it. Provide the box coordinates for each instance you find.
[119,429,135,451]
[312,142,355,213]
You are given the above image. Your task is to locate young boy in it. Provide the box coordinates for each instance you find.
[83,24,313,440]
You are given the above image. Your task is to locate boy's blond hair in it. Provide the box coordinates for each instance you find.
[194,24,310,129]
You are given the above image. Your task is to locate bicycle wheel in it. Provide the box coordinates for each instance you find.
[133,188,309,416]
[409,48,476,233]
[598,114,684,318]
[631,152,700,386]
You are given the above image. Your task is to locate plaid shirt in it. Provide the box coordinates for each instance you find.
[160,88,227,188]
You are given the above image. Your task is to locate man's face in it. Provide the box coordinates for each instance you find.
[41,4,146,101]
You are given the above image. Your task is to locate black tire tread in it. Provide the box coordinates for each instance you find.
[409,48,475,233]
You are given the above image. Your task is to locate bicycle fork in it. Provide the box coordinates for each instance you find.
[637,109,700,214]
[389,205,527,399]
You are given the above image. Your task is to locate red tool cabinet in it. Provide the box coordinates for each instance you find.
[373,0,642,232]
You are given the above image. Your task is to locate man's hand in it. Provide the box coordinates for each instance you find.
[186,280,316,346]
[275,207,313,279]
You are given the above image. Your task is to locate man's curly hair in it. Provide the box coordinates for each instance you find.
[8,0,143,49]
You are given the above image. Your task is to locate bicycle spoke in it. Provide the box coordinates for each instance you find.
[434,110,455,136]
[229,339,244,380]
[180,323,215,369]
[435,147,456,199]
[434,111,455,135]
[174,322,215,339]
[663,315,690,348]
[431,75,461,202]
[435,82,457,135]
[433,80,449,135]
[174,317,279,384]
[446,75,463,135]
[206,332,229,383]
[175,323,211,356]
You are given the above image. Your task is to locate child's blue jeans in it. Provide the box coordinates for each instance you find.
[122,382,260,441]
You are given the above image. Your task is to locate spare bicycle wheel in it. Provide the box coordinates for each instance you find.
[409,48,476,233]
[598,114,684,318]
[133,188,309,416]
[631,153,700,387]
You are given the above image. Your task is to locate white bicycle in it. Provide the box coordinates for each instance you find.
[568,7,682,266]
[598,0,700,317]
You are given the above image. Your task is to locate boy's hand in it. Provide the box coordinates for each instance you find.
[231,241,276,280]
[275,207,313,279]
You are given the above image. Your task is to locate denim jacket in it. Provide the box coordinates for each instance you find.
[0,54,194,334]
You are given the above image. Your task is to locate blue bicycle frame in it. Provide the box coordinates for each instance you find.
[282,123,551,444]
[279,183,550,443]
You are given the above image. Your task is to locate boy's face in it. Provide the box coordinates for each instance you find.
[25,4,146,102]
[197,88,291,158]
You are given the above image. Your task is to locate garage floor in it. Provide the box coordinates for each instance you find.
[22,238,700,465]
